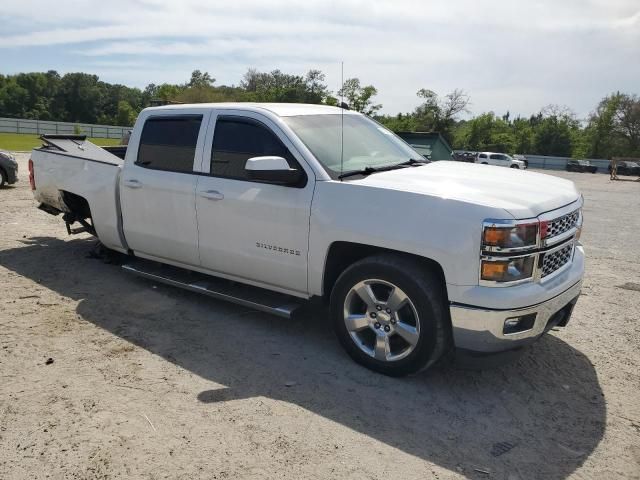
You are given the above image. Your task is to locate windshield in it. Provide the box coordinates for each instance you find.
[283,114,424,178]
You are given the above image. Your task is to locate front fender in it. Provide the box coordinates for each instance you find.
[308,181,508,296]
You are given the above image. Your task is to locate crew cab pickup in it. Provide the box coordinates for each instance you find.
[30,103,584,376]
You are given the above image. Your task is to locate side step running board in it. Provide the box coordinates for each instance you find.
[122,259,302,319]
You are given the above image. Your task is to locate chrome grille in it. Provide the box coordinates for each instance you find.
[547,210,580,239]
[541,243,573,277]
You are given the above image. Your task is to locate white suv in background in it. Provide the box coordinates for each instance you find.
[476,152,526,169]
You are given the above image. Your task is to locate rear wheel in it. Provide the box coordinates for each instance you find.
[330,254,449,376]
[481,162,488,165]
[0,168,6,188]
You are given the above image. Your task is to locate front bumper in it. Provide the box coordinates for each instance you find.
[450,279,582,354]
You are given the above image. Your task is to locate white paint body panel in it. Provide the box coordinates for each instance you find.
[31,103,583,315]
[350,161,579,219]
[31,149,126,253]
[118,108,211,266]
[194,109,315,295]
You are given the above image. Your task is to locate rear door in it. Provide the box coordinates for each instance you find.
[195,111,314,295]
[120,112,209,266]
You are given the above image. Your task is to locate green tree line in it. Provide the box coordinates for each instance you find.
[375,91,640,160]
[1,70,638,159]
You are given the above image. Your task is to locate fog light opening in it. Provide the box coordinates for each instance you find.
[503,313,537,335]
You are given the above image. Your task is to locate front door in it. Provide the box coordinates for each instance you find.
[120,113,208,266]
[195,113,314,295]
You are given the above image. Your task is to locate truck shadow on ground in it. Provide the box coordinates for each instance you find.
[1,237,606,480]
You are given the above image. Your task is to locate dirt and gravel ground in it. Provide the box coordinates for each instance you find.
[1,153,638,480]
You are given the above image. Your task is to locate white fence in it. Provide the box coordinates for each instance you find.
[0,117,129,139]
[454,150,611,173]
[524,155,610,173]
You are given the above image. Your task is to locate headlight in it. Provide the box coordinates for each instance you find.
[481,219,538,284]
[481,207,583,286]
[481,256,536,283]
[482,222,537,251]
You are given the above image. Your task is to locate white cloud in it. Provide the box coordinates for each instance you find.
[0,0,638,116]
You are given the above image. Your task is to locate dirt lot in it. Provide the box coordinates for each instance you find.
[1,153,639,480]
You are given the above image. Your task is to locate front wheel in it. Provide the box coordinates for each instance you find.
[510,164,519,169]
[0,168,6,188]
[330,254,449,376]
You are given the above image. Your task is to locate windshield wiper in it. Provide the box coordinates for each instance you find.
[338,166,379,180]
[400,158,429,166]
[338,158,428,180]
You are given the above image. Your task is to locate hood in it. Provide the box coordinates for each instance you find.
[352,161,580,218]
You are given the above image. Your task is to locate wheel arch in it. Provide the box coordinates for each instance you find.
[60,190,93,220]
[321,241,448,303]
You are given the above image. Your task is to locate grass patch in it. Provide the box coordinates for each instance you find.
[0,133,121,151]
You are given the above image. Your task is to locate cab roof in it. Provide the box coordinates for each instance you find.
[143,102,356,117]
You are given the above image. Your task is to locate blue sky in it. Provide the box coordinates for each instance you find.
[1,0,638,118]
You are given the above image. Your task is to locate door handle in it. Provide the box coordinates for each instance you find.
[199,190,224,201]
[123,179,142,189]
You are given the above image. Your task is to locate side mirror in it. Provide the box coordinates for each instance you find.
[245,156,301,185]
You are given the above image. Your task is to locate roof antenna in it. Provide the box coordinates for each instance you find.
[339,61,344,181]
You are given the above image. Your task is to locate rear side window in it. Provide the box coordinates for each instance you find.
[479,153,487,159]
[211,116,292,180]
[137,115,202,172]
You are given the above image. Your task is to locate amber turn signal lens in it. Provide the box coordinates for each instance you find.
[482,223,538,249]
[483,227,510,246]
[481,261,508,280]
[481,256,535,282]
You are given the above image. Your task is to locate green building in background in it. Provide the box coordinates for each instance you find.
[396,132,453,161]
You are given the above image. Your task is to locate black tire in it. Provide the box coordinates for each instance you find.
[481,162,488,165]
[330,254,449,376]
[510,164,519,169]
[0,168,6,188]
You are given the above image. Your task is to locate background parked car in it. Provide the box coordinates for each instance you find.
[0,150,19,187]
[476,152,526,169]
[452,151,477,163]
[608,160,640,176]
[567,160,598,173]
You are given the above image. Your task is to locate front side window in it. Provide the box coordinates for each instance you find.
[211,116,293,180]
[137,115,202,172]
[282,114,423,179]
[490,154,506,160]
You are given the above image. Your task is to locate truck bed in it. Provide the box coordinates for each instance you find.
[31,135,128,253]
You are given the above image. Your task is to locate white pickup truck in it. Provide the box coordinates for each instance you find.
[29,103,584,376]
